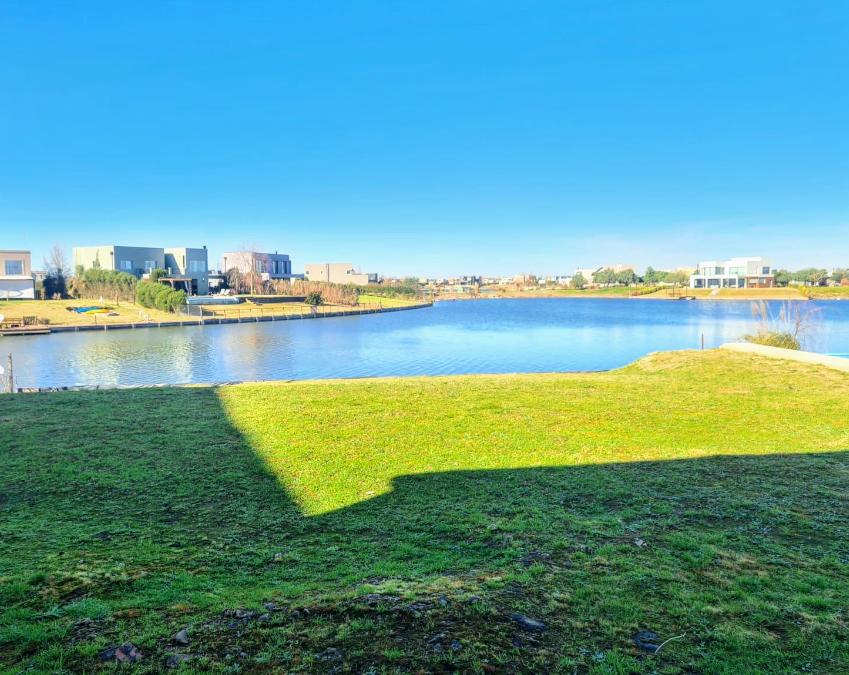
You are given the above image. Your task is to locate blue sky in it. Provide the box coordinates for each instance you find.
[1,1,847,276]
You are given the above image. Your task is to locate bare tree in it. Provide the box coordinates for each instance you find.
[43,244,70,298]
[46,245,70,277]
[227,247,264,295]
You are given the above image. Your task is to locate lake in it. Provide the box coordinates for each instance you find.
[5,298,849,388]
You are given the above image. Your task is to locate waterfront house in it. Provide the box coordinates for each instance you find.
[221,251,299,281]
[164,248,210,295]
[574,267,602,283]
[0,250,35,300]
[689,257,775,289]
[73,245,209,294]
[304,263,377,286]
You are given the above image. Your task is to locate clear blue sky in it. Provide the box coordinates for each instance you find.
[1,1,847,276]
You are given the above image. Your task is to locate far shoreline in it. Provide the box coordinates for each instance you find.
[434,289,849,302]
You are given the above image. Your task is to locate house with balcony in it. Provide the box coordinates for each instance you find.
[221,251,299,280]
[73,244,209,294]
[304,263,377,286]
[689,257,775,289]
[0,250,35,300]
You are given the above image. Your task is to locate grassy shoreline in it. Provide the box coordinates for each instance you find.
[440,286,849,301]
[0,296,425,332]
[2,350,849,672]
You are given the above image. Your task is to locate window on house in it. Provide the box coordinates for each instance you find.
[4,260,23,275]
[189,260,205,273]
[144,260,157,271]
[119,260,132,271]
[762,266,770,274]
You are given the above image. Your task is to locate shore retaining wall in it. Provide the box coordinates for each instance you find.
[37,302,432,335]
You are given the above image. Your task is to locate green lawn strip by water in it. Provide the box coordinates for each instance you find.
[1,349,848,672]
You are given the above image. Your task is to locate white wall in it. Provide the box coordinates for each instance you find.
[0,278,36,300]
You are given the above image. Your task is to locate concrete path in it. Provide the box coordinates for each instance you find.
[721,342,849,373]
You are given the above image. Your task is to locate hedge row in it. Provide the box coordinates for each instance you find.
[136,281,187,313]
[71,268,138,301]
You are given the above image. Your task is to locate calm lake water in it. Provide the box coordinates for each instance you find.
[5,298,849,388]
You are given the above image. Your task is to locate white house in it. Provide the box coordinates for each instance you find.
[304,263,377,286]
[0,250,35,300]
[690,257,775,289]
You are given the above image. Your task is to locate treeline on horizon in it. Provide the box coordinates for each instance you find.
[570,266,849,290]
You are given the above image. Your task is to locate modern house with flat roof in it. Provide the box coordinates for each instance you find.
[304,262,377,286]
[164,248,209,295]
[0,250,35,300]
[690,257,775,289]
[73,245,209,294]
[221,251,298,280]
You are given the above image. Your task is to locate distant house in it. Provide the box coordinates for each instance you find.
[0,250,35,300]
[513,274,538,285]
[690,257,775,289]
[221,251,299,281]
[602,263,637,274]
[73,245,209,294]
[574,267,602,284]
[304,263,377,286]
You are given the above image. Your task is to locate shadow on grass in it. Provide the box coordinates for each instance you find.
[1,386,848,671]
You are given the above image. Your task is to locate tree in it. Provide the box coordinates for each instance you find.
[228,249,263,295]
[831,268,848,284]
[793,267,828,286]
[809,269,829,286]
[643,267,668,285]
[42,244,70,298]
[615,269,637,286]
[665,271,690,286]
[793,268,828,286]
[571,272,586,289]
[593,268,616,286]
[773,269,792,287]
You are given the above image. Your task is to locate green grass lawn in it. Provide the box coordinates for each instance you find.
[356,293,420,307]
[802,286,849,299]
[2,350,849,673]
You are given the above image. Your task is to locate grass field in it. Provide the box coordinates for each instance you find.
[0,299,176,326]
[801,286,849,299]
[0,296,423,328]
[637,287,809,300]
[2,350,849,672]
[356,293,418,307]
[478,287,635,298]
[474,286,832,300]
[197,296,420,319]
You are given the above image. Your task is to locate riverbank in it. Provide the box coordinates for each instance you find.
[3,349,848,672]
[438,286,849,301]
[0,298,432,336]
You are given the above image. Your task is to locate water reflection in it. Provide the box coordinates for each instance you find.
[6,299,849,388]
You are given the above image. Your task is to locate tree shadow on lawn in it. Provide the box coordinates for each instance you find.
[2,386,849,672]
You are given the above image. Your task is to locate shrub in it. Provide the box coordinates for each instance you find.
[71,269,138,301]
[745,300,818,350]
[304,291,323,306]
[359,281,420,299]
[743,331,801,350]
[268,280,359,305]
[629,286,662,297]
[136,281,186,313]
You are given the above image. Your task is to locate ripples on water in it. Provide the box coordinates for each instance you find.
[7,299,849,388]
